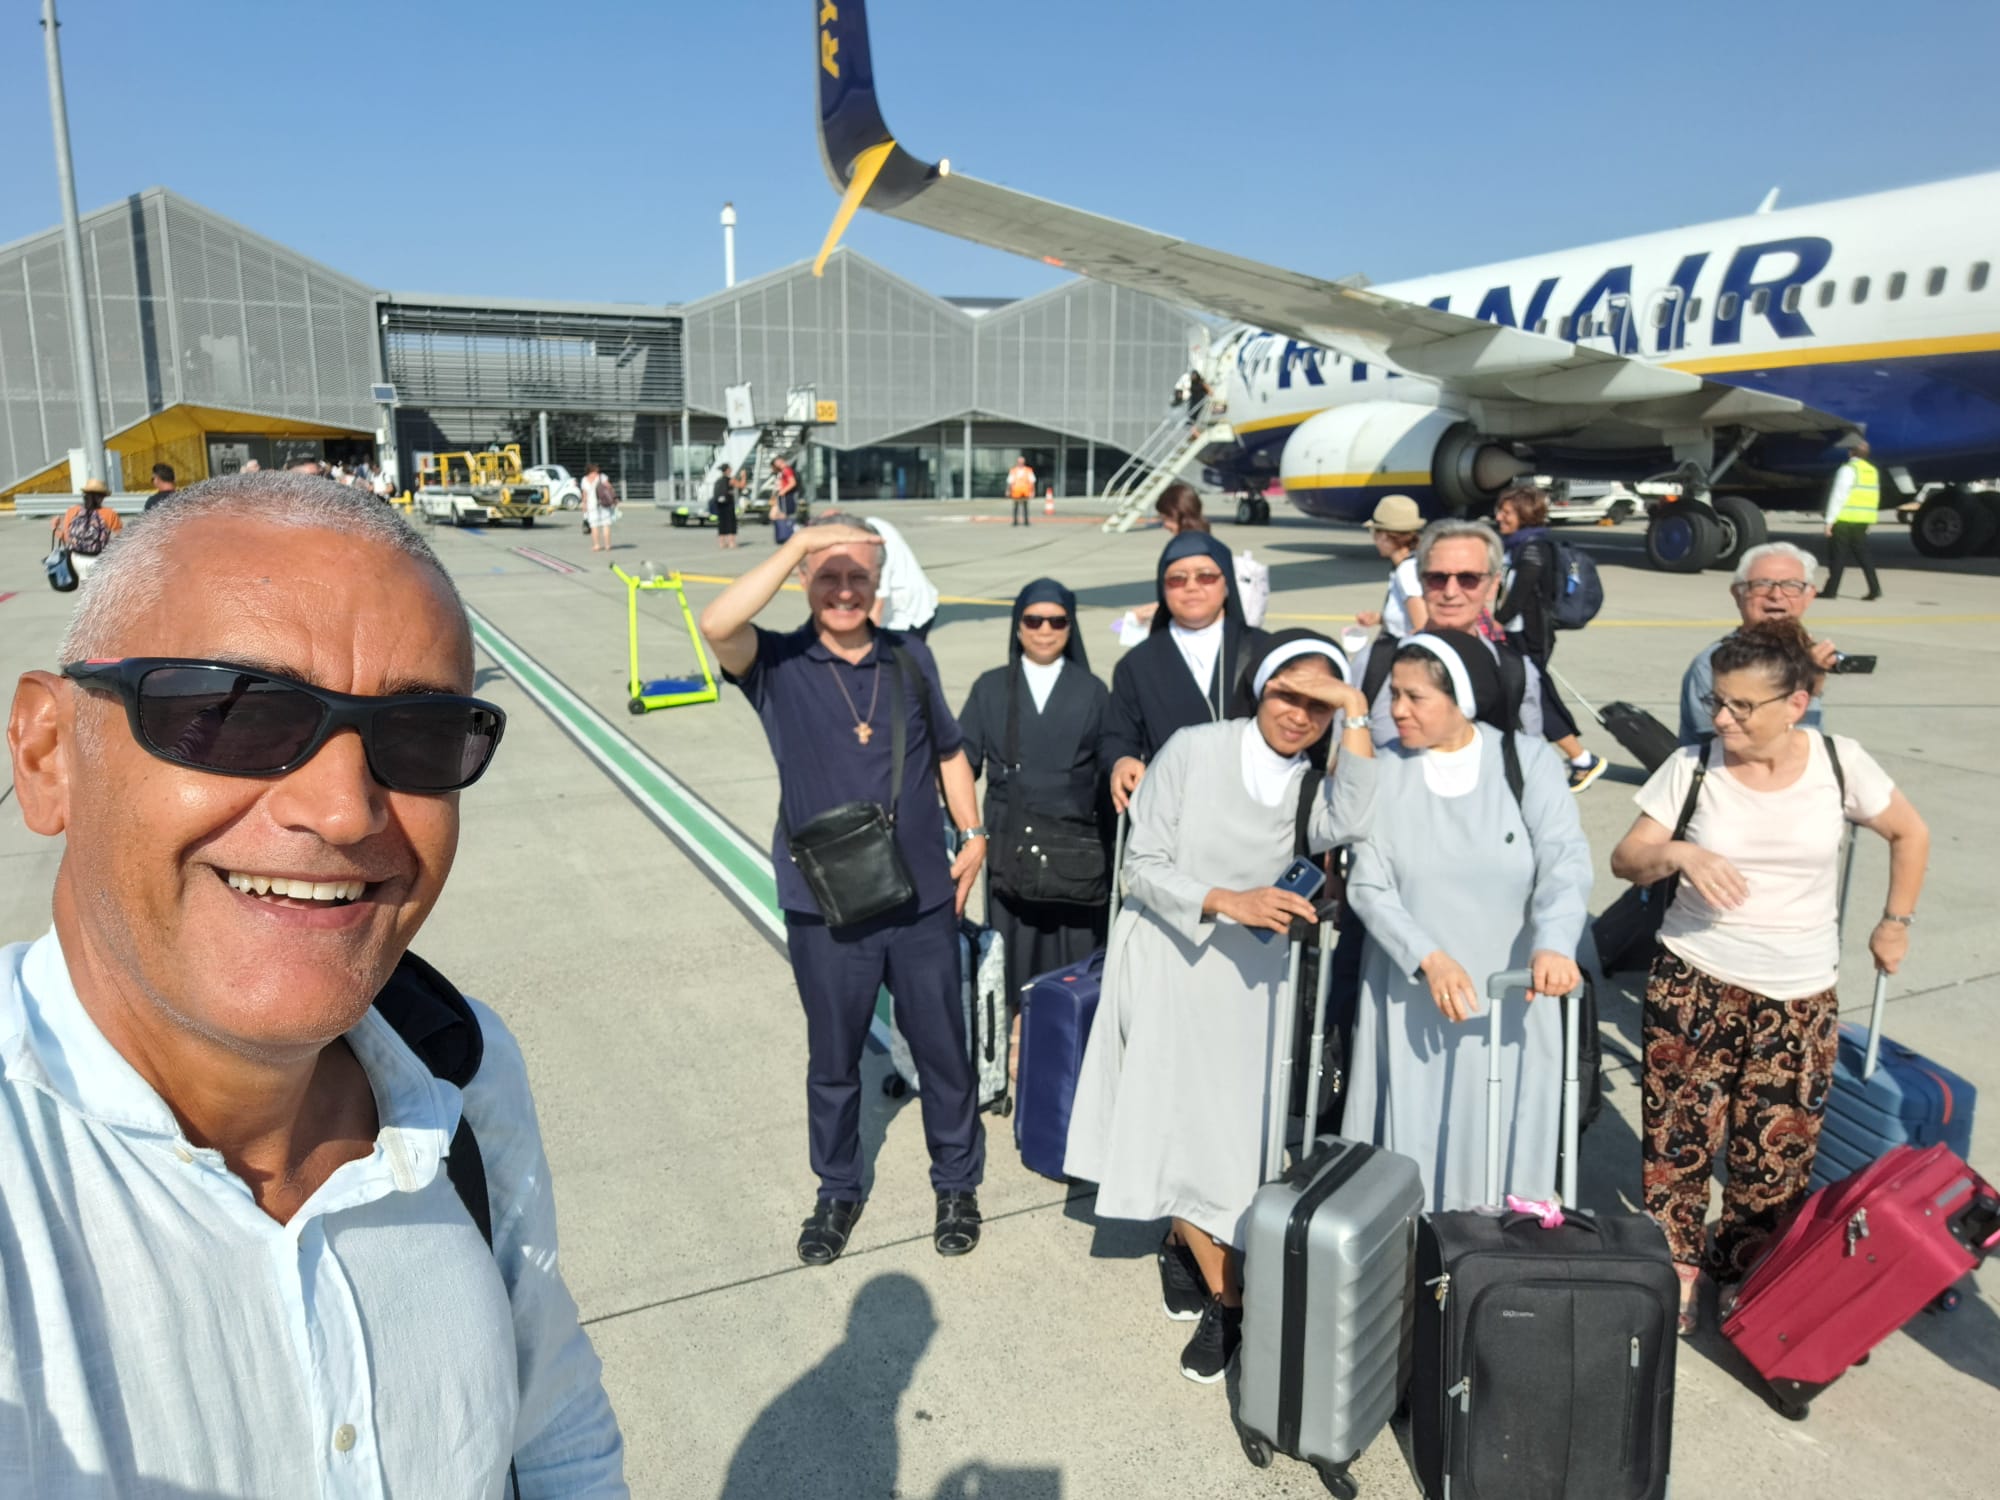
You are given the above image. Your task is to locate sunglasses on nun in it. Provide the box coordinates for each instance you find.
[62,657,506,793]
[1020,612,1070,631]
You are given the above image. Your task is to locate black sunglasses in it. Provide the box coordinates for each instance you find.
[63,657,506,793]
[1020,612,1070,631]
[1420,570,1493,592]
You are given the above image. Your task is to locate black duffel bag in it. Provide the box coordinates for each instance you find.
[988,670,1108,907]
[783,648,921,928]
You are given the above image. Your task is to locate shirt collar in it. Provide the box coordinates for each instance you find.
[3,930,458,1188]
[799,622,883,665]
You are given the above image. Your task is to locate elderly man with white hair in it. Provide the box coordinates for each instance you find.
[1676,541,1839,745]
[3,472,625,1497]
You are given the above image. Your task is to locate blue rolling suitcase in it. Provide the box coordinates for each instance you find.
[1014,951,1104,1180]
[1812,973,1978,1189]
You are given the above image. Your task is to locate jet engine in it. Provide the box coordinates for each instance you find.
[1277,402,1528,521]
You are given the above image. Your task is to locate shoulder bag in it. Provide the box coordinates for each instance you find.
[44,542,78,593]
[1592,742,1710,973]
[782,646,919,928]
[990,667,1108,907]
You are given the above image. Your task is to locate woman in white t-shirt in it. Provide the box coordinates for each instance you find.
[1610,620,1929,1334]
[1353,493,1428,639]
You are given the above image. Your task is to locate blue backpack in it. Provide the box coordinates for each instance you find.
[1546,537,1604,629]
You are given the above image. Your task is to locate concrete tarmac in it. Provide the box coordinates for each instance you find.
[3,498,1995,1498]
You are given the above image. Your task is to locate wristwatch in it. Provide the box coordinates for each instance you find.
[1881,911,1916,926]
[959,825,989,840]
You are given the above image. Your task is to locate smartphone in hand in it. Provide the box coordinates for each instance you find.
[1255,857,1327,943]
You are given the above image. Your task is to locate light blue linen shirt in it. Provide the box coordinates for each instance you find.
[0,931,626,1499]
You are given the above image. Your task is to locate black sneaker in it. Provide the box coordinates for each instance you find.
[1179,1297,1243,1384]
[934,1190,982,1257]
[1158,1236,1206,1322]
[797,1197,863,1266]
[1567,753,1608,793]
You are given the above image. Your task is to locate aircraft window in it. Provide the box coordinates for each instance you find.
[1750,288,1771,316]
[1686,297,1702,322]
[1534,318,1549,335]
[1558,315,1573,338]
[1717,292,1740,322]
[1926,267,1945,296]
[1782,285,1802,314]
[1887,271,1906,301]
[1651,301,1670,329]
[1817,280,1836,308]
[1852,276,1870,304]
[1974,262,1992,292]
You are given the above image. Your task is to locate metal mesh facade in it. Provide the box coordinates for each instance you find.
[0,188,378,488]
[383,301,685,413]
[680,250,1201,454]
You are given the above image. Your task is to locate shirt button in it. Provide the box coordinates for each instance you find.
[173,1145,194,1164]
[332,1424,357,1453]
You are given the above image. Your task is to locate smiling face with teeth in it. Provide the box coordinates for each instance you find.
[10,513,475,1065]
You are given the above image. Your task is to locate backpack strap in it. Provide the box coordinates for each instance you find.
[1673,737,1713,840]
[1358,634,1397,710]
[371,953,521,1500]
[1292,765,1319,858]
[1819,728,1847,805]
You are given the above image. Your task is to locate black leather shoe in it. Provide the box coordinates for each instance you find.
[797,1197,863,1266]
[934,1191,982,1256]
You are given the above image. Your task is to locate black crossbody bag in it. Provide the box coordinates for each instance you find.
[782,647,921,928]
[990,667,1109,907]
[1593,742,1710,972]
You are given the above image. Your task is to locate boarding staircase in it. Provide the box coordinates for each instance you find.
[1099,397,1233,533]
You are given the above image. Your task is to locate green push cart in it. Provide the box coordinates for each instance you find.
[612,563,720,713]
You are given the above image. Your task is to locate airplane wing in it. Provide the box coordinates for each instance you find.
[812,0,1847,442]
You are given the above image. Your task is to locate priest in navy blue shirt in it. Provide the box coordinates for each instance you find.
[701,515,988,1266]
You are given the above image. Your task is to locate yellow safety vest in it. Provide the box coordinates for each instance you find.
[1837,457,1879,525]
[1008,466,1035,499]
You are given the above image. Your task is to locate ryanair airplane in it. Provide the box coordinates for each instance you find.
[810,1,2000,571]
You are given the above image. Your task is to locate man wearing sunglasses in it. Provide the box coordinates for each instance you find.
[1356,519,1545,749]
[1677,541,1838,746]
[2,473,625,1496]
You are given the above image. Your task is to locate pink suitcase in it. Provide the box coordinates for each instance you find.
[1722,1143,2000,1419]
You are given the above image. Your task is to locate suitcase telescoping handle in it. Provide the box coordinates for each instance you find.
[1861,970,1889,1080]
[1262,921,1338,1185]
[1484,969,1585,1209]
[1107,810,1128,931]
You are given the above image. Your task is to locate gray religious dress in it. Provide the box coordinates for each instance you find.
[1063,719,1375,1247]
[1344,728,1592,1211]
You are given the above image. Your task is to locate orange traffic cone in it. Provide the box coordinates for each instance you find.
[1043,487,1055,516]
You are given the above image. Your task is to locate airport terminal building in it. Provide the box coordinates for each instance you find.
[0,188,1204,504]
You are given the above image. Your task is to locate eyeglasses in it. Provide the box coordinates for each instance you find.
[1020,612,1070,631]
[1699,690,1791,722]
[1163,570,1225,590]
[1738,578,1811,596]
[63,657,506,793]
[1420,570,1492,592]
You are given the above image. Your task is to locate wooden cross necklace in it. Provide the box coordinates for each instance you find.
[826,660,882,745]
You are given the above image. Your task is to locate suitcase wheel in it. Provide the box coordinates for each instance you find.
[1933,1288,1962,1314]
[883,1076,909,1100]
[1314,1462,1358,1499]
[994,1095,1014,1118]
[1774,1396,1811,1422]
[1235,1427,1272,1469]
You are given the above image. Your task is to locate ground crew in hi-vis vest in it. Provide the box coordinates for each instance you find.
[1823,438,1882,601]
[1008,456,1036,528]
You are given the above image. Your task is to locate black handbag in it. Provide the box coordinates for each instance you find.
[1592,746,1709,973]
[990,667,1108,907]
[782,649,918,928]
[44,543,78,593]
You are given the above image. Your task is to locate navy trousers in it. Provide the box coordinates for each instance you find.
[785,900,985,1200]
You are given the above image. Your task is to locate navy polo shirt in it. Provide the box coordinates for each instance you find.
[726,623,964,917]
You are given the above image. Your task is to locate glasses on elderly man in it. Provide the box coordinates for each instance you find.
[1420,570,1492,592]
[63,657,506,792]
[1738,578,1811,596]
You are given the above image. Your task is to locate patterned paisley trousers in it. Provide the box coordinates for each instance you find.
[1641,951,1840,1278]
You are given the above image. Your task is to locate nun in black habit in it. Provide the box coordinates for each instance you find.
[1104,531,1268,813]
[958,578,1114,1004]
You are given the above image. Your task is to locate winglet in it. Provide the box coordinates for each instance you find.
[813,0,946,274]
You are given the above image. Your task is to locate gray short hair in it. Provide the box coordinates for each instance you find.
[59,472,462,663]
[1733,540,1819,586]
[1416,516,1504,577]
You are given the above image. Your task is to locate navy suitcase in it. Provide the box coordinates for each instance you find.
[1014,951,1104,1180]
[1811,973,1978,1189]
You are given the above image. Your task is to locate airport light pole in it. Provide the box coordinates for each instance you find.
[41,0,106,488]
[721,202,738,289]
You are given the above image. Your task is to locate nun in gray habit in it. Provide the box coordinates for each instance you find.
[1064,631,1377,1353]
[1345,629,1592,1212]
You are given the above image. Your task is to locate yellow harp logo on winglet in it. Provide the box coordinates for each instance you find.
[820,2,840,78]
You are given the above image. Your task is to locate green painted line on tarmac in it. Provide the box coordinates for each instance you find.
[465,607,900,1044]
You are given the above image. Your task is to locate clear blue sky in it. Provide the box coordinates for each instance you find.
[3,0,1994,306]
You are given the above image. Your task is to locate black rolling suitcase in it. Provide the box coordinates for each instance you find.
[1550,668,1679,776]
[1409,969,1679,1500]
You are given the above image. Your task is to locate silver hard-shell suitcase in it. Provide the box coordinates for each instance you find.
[1236,924,1426,1498]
